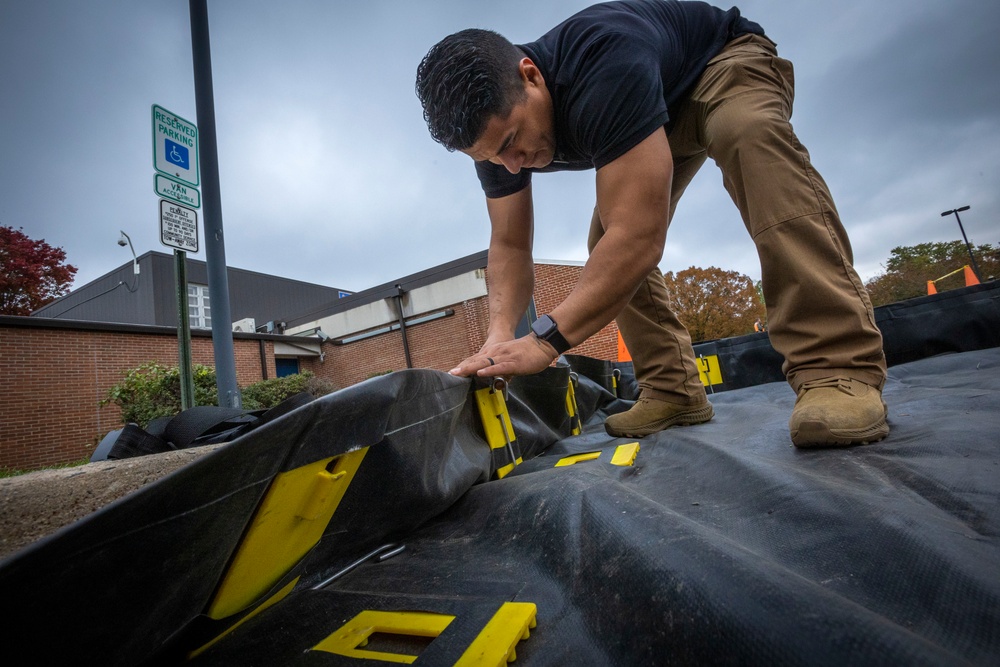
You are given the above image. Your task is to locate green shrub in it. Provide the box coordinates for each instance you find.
[103,363,338,428]
[241,372,337,411]
[102,362,218,427]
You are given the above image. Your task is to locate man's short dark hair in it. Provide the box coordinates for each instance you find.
[415,28,526,152]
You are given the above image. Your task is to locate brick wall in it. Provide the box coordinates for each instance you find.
[0,322,275,471]
[533,263,620,361]
[461,296,491,354]
[300,303,487,388]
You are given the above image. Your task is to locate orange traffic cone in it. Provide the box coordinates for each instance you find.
[964,265,980,286]
[927,280,937,295]
[617,331,632,362]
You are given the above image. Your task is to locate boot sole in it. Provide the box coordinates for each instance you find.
[605,404,715,438]
[791,417,889,448]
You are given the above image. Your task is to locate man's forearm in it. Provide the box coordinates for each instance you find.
[483,186,536,342]
[486,243,535,341]
[550,222,662,346]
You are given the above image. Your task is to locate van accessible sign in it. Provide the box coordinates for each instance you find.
[152,105,199,187]
[160,200,199,253]
[155,174,201,208]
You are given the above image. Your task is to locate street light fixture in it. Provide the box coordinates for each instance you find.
[940,206,982,281]
[118,230,140,275]
[117,230,141,294]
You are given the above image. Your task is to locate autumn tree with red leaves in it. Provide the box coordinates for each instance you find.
[662,266,766,343]
[0,225,77,316]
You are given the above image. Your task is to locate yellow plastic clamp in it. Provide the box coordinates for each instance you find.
[313,610,456,664]
[189,577,300,658]
[565,373,582,435]
[609,442,640,466]
[697,354,723,387]
[455,602,538,666]
[205,447,369,619]
[475,382,521,479]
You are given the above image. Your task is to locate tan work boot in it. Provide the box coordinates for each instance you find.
[789,377,888,448]
[605,395,714,438]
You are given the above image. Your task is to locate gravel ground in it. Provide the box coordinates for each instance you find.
[0,444,226,561]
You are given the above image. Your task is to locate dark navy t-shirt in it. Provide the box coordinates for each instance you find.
[475,0,764,198]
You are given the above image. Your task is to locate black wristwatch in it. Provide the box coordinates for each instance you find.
[530,314,572,355]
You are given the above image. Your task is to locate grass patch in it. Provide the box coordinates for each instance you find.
[0,458,91,479]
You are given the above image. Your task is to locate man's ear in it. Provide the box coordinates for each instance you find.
[518,57,545,87]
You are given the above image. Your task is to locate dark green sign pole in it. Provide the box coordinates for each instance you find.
[175,250,196,410]
[189,0,241,408]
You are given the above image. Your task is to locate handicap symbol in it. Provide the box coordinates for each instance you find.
[165,139,190,170]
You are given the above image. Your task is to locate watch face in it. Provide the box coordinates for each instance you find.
[531,314,570,354]
[532,315,555,338]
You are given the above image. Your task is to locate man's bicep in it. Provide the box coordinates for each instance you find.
[595,127,672,247]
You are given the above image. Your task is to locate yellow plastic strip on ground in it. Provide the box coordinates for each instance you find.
[554,442,639,468]
[553,451,602,467]
[610,442,640,466]
[205,447,369,620]
[495,457,522,480]
[312,610,456,664]
[475,386,520,479]
[189,577,300,658]
[697,354,723,387]
[455,602,537,666]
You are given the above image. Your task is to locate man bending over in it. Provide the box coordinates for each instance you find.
[415,0,888,447]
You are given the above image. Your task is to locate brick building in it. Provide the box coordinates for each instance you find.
[285,251,620,387]
[2,251,618,471]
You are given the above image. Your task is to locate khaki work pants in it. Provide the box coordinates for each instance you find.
[588,34,887,402]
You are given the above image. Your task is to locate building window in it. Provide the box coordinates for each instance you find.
[275,358,300,377]
[188,283,212,329]
[515,298,538,338]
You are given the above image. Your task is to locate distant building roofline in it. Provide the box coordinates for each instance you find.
[284,249,489,327]
[535,257,586,267]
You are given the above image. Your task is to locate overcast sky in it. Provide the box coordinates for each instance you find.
[2,0,998,298]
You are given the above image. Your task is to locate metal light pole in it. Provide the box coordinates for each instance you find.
[940,205,982,281]
[189,0,241,408]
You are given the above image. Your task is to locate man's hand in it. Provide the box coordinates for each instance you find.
[449,335,558,378]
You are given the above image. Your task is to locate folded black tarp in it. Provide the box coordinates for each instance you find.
[188,348,1000,666]
[692,280,1000,392]
[1,284,998,665]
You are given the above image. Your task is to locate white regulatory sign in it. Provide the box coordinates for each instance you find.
[159,200,199,253]
[152,104,200,187]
